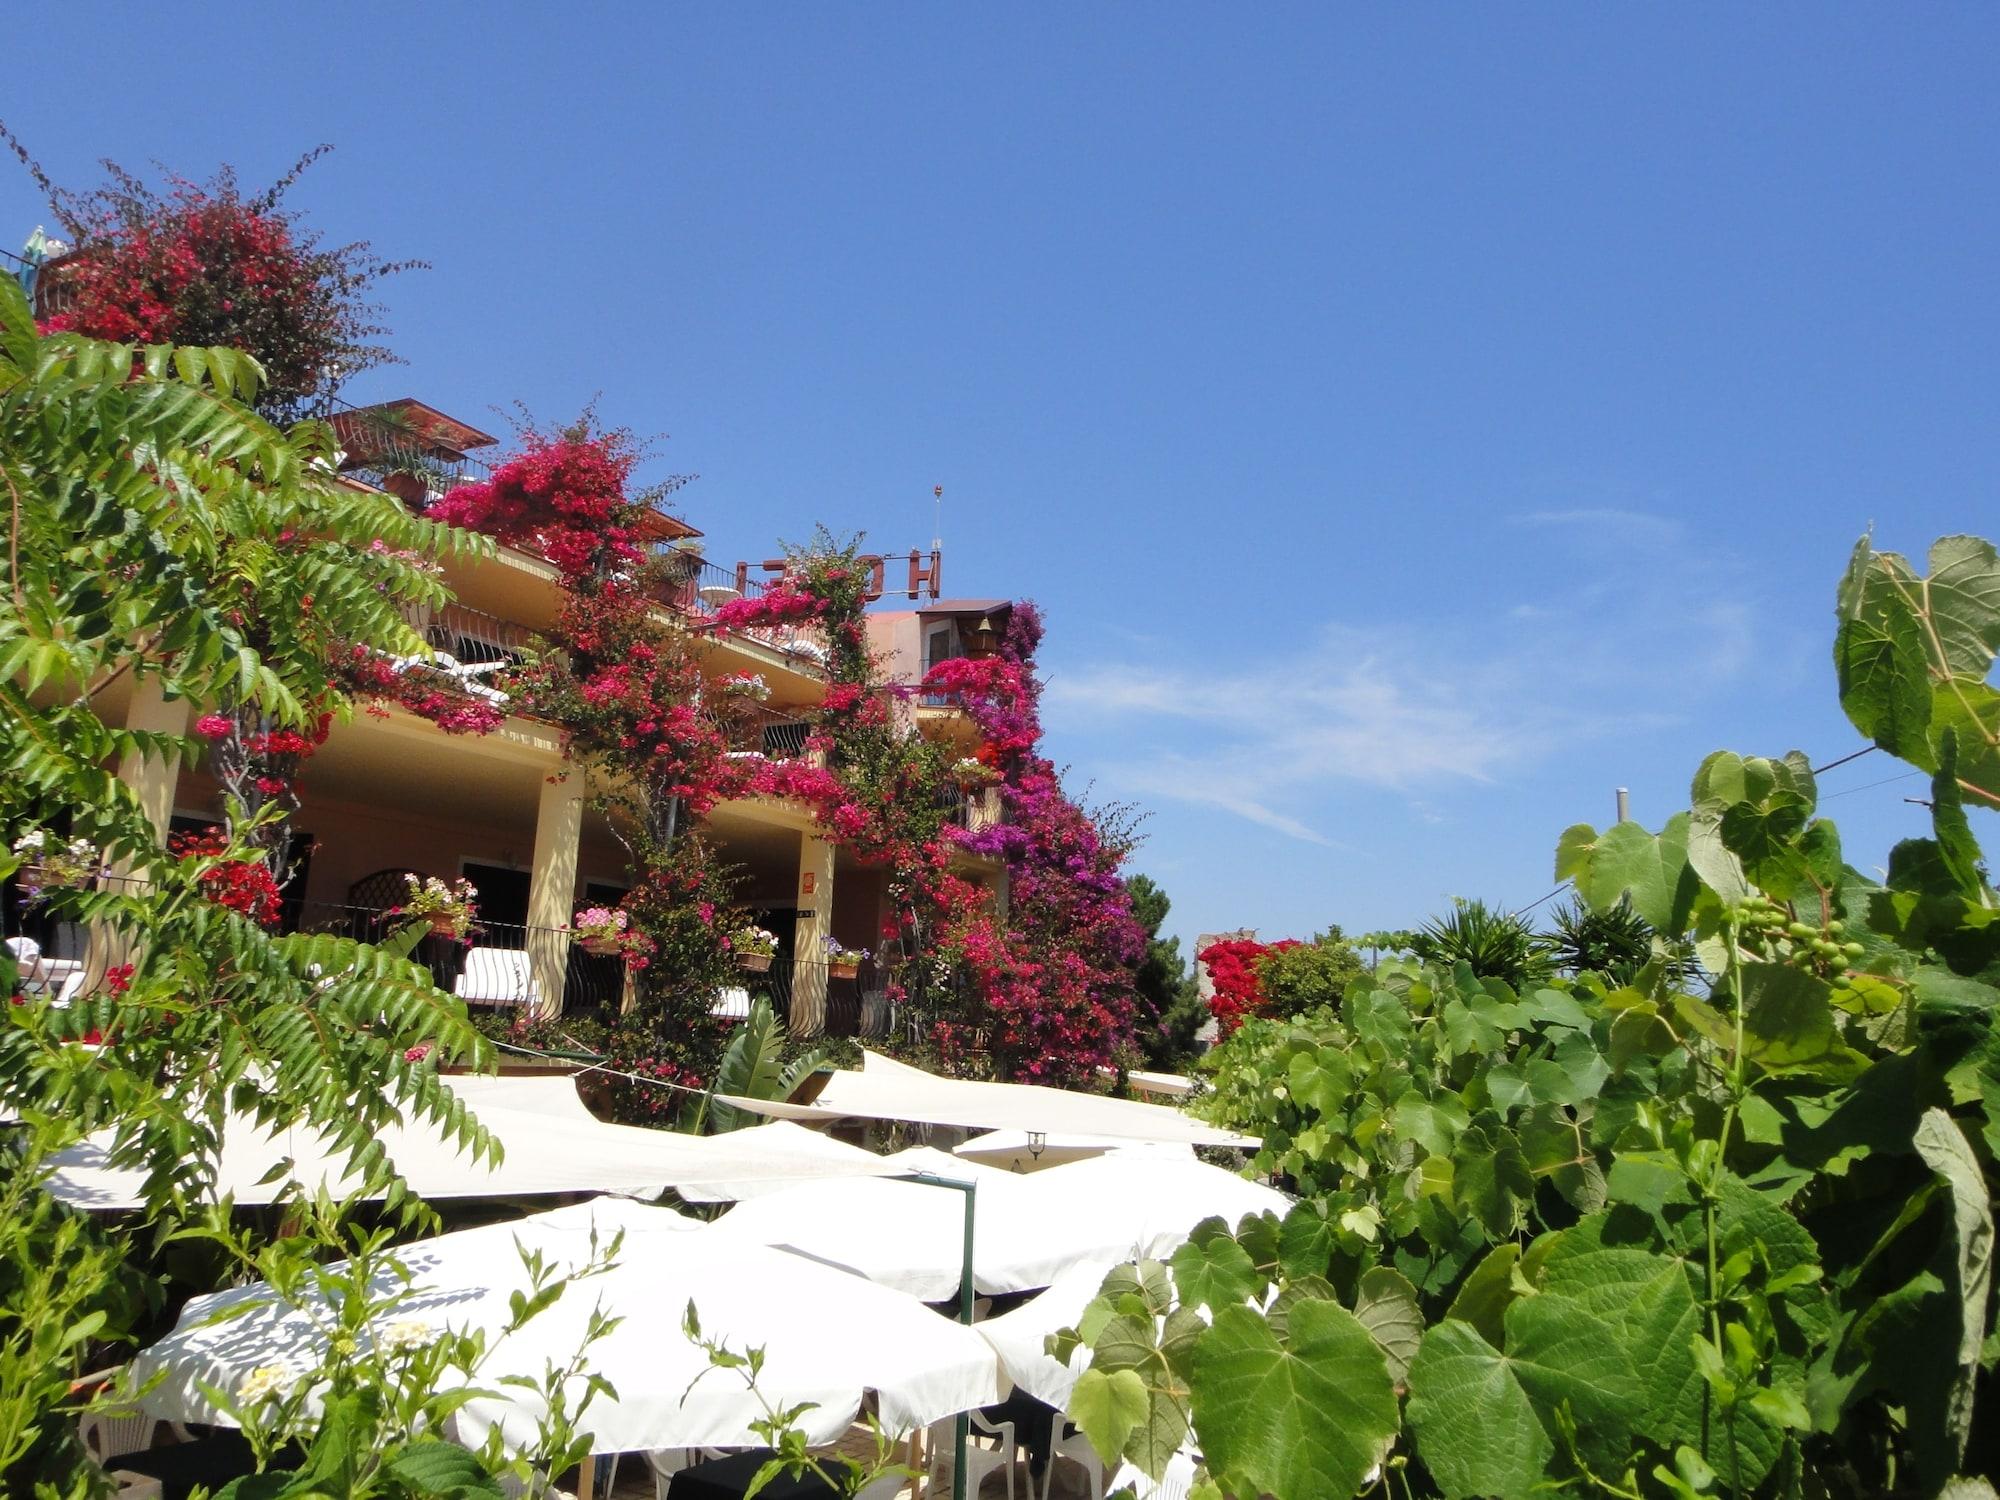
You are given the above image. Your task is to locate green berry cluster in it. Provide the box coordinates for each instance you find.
[1735,893,1865,986]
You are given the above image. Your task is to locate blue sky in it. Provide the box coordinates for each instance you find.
[7,7,1996,950]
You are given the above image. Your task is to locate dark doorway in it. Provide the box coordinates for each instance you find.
[463,863,531,936]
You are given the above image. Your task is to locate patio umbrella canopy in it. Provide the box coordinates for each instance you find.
[716,1050,1259,1150]
[129,1198,1004,1456]
[43,1076,896,1210]
[705,1155,1291,1301]
[953,1129,1196,1173]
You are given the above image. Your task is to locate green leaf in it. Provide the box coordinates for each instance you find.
[1501,1290,1646,1469]
[1352,1266,1424,1385]
[1452,1113,1534,1237]
[1169,1219,1263,1312]
[1739,963,1837,1069]
[1913,1108,1994,1480]
[1190,1301,1400,1500]
[1069,1367,1150,1466]
[1922,534,2000,676]
[1406,1319,1553,1500]
[1444,1244,1522,1347]
[1538,1216,1703,1447]
[385,1439,507,1498]
[1559,813,1700,933]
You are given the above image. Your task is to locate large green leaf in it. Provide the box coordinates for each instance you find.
[1405,1319,1553,1500]
[1538,1216,1703,1446]
[1556,813,1700,933]
[1739,963,1837,1070]
[1922,534,2000,677]
[1190,1301,1399,1500]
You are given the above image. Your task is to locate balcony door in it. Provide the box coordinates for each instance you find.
[461,862,531,941]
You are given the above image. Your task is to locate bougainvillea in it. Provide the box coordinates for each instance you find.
[6,140,415,420]
[913,602,1148,1083]
[437,419,743,1044]
[1196,935,1301,1036]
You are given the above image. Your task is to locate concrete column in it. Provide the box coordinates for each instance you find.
[89,677,190,979]
[790,831,836,1036]
[524,776,583,1016]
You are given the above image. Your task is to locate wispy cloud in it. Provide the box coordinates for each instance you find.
[1043,506,1753,846]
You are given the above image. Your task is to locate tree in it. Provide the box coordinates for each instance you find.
[0,275,491,1490]
[1543,893,1699,986]
[1256,926,1365,1014]
[1125,875,1207,1070]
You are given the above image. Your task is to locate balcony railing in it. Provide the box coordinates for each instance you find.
[936,783,1004,834]
[290,902,627,1015]
[721,702,814,760]
[716,954,893,1040]
[407,600,533,668]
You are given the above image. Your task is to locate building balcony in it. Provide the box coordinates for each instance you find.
[291,900,627,1015]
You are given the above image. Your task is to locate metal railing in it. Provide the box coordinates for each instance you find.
[721,702,814,759]
[407,600,534,668]
[721,954,893,1040]
[289,902,627,1014]
[936,784,1004,833]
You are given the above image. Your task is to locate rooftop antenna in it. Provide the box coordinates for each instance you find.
[932,484,943,555]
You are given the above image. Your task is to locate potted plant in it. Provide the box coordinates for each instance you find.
[395,874,478,941]
[11,832,99,892]
[732,924,778,974]
[950,756,998,789]
[720,672,771,702]
[823,935,868,982]
[570,905,631,957]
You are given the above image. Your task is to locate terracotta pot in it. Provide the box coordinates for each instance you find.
[737,951,773,973]
[828,960,860,982]
[579,935,624,958]
[425,913,462,939]
[16,862,53,888]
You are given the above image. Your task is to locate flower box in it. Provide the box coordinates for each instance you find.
[737,951,774,974]
[579,935,625,958]
[827,959,860,982]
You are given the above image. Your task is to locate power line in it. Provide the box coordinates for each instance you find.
[1811,745,1879,775]
[1818,770,1924,803]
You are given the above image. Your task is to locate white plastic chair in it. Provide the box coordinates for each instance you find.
[454,948,542,1009]
[711,986,752,1020]
[1039,1423,1104,1500]
[77,1404,160,1467]
[930,1411,1019,1500]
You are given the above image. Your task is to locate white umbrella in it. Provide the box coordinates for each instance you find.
[718,1050,1258,1149]
[954,1129,1195,1173]
[971,1258,1118,1408]
[706,1156,1291,1301]
[46,1082,897,1210]
[130,1198,1003,1455]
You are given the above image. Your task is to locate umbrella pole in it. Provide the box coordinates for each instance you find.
[900,1173,978,1500]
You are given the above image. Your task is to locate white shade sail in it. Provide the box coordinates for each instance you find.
[44,1077,898,1210]
[716,1051,1258,1149]
[705,1155,1291,1301]
[129,1198,1004,1455]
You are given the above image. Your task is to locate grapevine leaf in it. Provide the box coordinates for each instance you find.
[1444,1244,1522,1348]
[1190,1301,1399,1500]
[1352,1266,1424,1385]
[1170,1219,1262,1312]
[1069,1367,1150,1467]
[1452,1113,1534,1237]
[1405,1319,1552,1500]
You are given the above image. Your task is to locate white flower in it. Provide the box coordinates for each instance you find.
[13,831,46,853]
[379,1318,437,1354]
[237,1365,292,1405]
